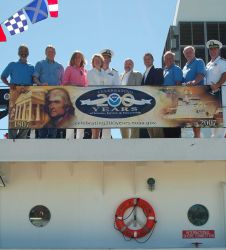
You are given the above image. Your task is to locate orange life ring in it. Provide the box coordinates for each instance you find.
[115,198,156,239]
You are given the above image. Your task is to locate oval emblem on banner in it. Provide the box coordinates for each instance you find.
[76,87,156,119]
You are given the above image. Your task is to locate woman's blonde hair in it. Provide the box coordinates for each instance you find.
[91,54,104,68]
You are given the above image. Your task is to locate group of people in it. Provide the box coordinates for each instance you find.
[1,39,226,139]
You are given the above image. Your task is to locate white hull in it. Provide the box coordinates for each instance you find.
[0,139,226,248]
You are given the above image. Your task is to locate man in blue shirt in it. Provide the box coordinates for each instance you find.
[163,51,183,138]
[182,46,206,138]
[1,45,34,86]
[163,51,183,86]
[33,45,64,138]
[33,45,64,86]
[182,46,206,85]
[1,45,34,139]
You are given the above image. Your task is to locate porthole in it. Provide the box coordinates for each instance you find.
[29,205,51,227]
[187,204,209,226]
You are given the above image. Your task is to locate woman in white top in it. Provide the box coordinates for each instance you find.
[87,54,109,139]
[87,54,108,85]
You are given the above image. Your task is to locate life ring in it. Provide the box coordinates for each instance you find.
[115,198,156,239]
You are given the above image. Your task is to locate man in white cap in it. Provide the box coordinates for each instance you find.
[100,49,120,139]
[100,49,120,86]
[206,39,226,138]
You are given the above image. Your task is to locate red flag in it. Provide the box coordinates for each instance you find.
[47,0,58,17]
[0,25,6,42]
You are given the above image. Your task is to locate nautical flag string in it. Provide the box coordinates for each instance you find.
[0,0,58,42]
[0,25,7,42]
[25,0,48,24]
[47,0,59,17]
[4,10,28,36]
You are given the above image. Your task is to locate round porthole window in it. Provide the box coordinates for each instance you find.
[187,204,209,226]
[29,205,51,227]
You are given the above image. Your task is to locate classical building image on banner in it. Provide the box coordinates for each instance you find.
[9,87,76,129]
[9,88,48,129]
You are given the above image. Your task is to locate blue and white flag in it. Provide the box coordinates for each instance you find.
[4,10,28,35]
[24,0,48,24]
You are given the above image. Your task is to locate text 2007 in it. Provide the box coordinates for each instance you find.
[199,120,216,127]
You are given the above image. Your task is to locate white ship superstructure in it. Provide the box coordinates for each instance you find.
[0,139,226,249]
[1,0,226,249]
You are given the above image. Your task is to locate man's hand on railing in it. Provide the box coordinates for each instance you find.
[210,83,220,92]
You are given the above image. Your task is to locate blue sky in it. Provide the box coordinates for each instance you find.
[0,0,177,138]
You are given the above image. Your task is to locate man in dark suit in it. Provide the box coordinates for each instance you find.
[141,53,164,86]
[141,53,164,138]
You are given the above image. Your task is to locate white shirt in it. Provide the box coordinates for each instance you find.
[144,66,153,82]
[206,56,226,86]
[104,68,120,85]
[121,71,131,85]
[87,68,109,85]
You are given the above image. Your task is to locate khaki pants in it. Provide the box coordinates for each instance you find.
[147,128,164,138]
[120,128,140,139]
[101,129,111,139]
[120,128,130,138]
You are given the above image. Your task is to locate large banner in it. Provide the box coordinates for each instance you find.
[9,85,223,129]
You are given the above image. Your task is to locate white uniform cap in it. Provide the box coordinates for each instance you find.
[206,40,223,49]
[100,49,114,58]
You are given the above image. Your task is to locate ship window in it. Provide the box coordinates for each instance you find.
[187,204,209,226]
[180,22,192,45]
[219,23,226,45]
[221,48,226,60]
[195,48,206,64]
[29,205,51,227]
[207,23,219,41]
[192,23,204,45]
[180,48,187,68]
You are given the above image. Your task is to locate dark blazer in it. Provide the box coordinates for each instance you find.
[141,66,164,86]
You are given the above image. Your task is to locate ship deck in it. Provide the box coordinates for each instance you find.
[0,138,226,162]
